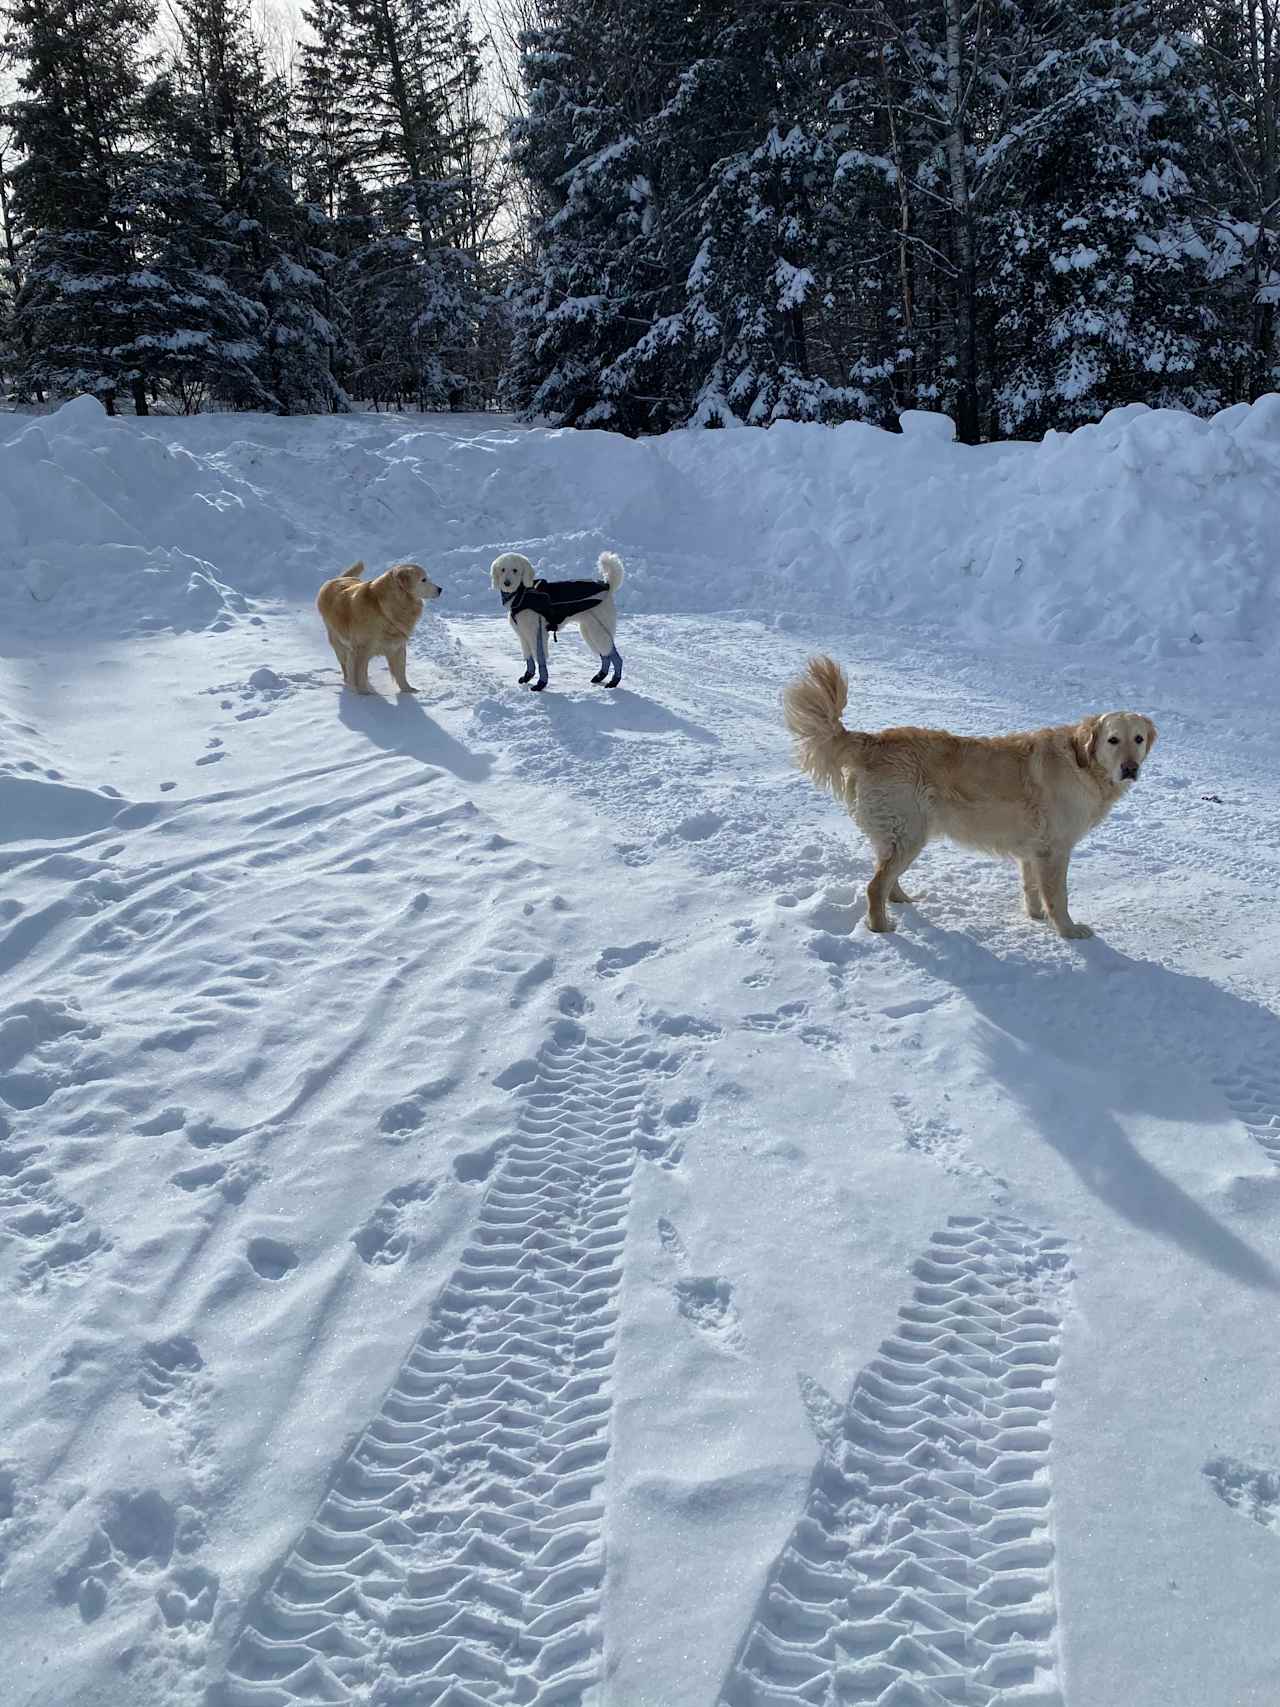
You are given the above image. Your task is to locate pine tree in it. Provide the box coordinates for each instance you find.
[4,0,155,411]
[236,148,350,413]
[639,9,858,427]
[506,0,686,430]
[109,150,272,411]
[982,5,1245,435]
[297,0,366,219]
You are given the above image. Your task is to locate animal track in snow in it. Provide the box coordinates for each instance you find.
[0,994,105,1111]
[378,1072,458,1141]
[720,1215,1071,1707]
[1204,1455,1280,1532]
[352,1180,437,1266]
[657,1216,744,1353]
[893,1091,1010,1198]
[55,1488,178,1623]
[741,1000,840,1052]
[0,1124,109,1292]
[156,1561,220,1631]
[0,1461,31,1590]
[138,1335,217,1499]
[220,1027,647,1707]
[246,1236,299,1281]
[139,1336,205,1416]
[596,939,661,976]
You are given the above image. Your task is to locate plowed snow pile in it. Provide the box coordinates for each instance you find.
[4,392,1280,655]
[1,397,1279,1707]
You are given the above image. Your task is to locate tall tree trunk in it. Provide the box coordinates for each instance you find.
[367,0,434,248]
[0,153,20,291]
[943,0,979,443]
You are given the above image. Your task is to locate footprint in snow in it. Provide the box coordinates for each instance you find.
[656,1215,744,1352]
[596,940,662,977]
[1204,1455,1280,1531]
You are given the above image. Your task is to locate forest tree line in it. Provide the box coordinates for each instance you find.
[1,0,1278,440]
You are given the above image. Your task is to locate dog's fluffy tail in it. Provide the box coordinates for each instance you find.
[337,560,365,579]
[782,656,865,801]
[597,551,625,591]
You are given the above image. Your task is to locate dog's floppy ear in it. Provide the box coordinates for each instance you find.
[1141,716,1158,751]
[490,562,502,588]
[520,559,535,588]
[1072,715,1100,769]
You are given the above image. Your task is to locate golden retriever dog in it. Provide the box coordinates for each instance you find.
[317,561,441,695]
[783,656,1156,939]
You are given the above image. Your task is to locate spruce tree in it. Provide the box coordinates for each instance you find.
[4,0,155,411]
[982,6,1245,435]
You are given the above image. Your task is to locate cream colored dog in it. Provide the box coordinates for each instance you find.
[317,561,441,694]
[783,656,1156,938]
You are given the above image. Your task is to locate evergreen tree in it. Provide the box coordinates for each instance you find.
[4,0,155,411]
[506,0,688,430]
[982,6,1245,435]
[297,0,366,219]
[236,148,350,413]
[109,150,272,410]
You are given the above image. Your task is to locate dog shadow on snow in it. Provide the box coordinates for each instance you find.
[337,686,492,785]
[894,917,1280,1293]
[532,686,719,754]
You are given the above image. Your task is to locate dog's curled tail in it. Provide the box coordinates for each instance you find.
[337,560,365,579]
[783,656,864,801]
[597,551,625,591]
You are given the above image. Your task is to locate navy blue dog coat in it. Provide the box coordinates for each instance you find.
[503,578,611,633]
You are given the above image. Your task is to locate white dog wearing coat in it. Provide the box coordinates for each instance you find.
[490,551,625,692]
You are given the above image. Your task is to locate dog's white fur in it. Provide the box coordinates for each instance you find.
[490,551,624,687]
[783,655,1157,939]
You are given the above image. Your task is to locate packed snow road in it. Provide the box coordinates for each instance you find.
[2,603,1279,1707]
[1,398,1279,1706]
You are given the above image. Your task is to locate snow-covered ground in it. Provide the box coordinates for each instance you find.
[2,398,1279,1707]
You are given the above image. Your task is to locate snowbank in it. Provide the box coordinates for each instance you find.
[3,393,1278,657]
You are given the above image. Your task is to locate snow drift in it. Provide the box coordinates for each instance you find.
[2,392,1279,659]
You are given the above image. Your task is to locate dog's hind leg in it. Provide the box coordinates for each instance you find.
[326,629,351,684]
[532,621,549,691]
[866,843,922,932]
[858,795,925,933]
[581,613,615,685]
[604,646,623,687]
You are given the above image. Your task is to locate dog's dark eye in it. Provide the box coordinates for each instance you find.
[1107,736,1120,745]
[1134,735,1144,744]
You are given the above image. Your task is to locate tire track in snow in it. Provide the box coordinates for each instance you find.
[219,1024,648,1707]
[1213,1060,1280,1171]
[720,1216,1071,1707]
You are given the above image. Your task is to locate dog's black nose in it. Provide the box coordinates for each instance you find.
[1120,762,1139,781]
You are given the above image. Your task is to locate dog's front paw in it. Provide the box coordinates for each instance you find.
[529,681,547,693]
[865,915,896,934]
[1056,920,1094,940]
[398,684,418,695]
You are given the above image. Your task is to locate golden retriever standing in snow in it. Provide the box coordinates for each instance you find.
[317,561,441,695]
[783,656,1156,939]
